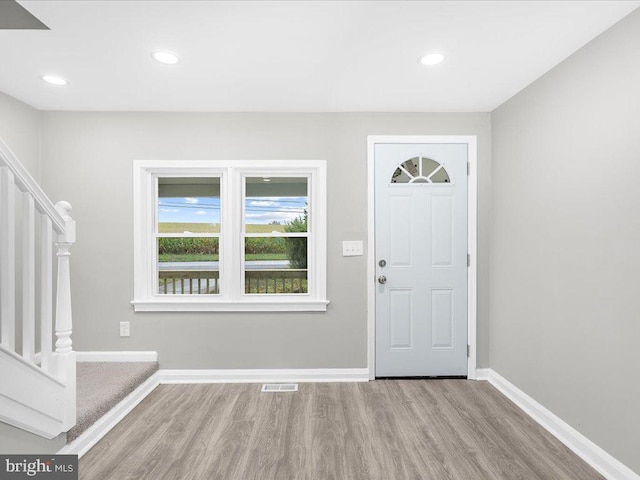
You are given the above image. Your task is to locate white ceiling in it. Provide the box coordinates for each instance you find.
[1,1,638,112]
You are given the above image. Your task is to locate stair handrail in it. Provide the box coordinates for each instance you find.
[0,135,76,436]
[0,140,66,233]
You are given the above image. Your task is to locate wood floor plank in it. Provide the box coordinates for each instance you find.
[427,380,546,479]
[365,381,442,479]
[278,382,312,480]
[79,380,604,480]
[79,385,181,480]
[337,383,385,480]
[159,384,248,480]
[307,383,348,480]
[128,384,220,480]
[471,381,603,480]
[402,380,507,480]
[184,384,248,479]
[381,381,457,480]
[239,387,293,480]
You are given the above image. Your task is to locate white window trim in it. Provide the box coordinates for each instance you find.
[132,160,328,312]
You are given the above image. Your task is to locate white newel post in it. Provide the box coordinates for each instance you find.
[52,200,77,431]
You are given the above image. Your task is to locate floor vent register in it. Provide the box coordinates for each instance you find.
[261,383,299,393]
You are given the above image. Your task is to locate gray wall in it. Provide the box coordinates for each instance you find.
[40,112,491,369]
[0,423,66,455]
[0,91,40,180]
[491,9,640,474]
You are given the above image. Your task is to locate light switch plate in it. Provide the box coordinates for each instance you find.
[342,240,363,256]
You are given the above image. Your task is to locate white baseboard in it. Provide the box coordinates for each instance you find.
[158,368,370,384]
[479,368,639,480]
[59,372,160,458]
[76,351,158,362]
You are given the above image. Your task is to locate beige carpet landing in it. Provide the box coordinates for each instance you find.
[67,361,159,442]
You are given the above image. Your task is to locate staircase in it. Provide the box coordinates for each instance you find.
[0,137,77,439]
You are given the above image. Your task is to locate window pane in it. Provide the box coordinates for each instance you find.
[157,237,220,295]
[158,177,221,233]
[245,177,308,233]
[244,237,308,294]
[391,157,450,184]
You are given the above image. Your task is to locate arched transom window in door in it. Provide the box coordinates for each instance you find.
[391,156,450,184]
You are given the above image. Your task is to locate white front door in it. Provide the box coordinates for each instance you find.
[375,143,468,377]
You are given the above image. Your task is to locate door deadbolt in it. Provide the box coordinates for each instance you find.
[378,275,387,284]
[378,259,386,267]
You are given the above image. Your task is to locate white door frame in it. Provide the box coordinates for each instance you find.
[367,135,478,380]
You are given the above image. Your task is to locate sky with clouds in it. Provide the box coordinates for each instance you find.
[158,196,307,225]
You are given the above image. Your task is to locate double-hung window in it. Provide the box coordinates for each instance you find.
[132,160,328,312]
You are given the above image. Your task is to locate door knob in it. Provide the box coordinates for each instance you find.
[378,275,387,284]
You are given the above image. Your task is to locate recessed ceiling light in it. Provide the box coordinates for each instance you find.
[152,51,179,65]
[40,74,68,86]
[262,177,271,182]
[418,53,445,66]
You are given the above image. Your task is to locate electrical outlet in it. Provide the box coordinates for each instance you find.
[119,321,130,337]
[342,240,363,256]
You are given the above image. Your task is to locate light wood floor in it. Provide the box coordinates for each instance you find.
[79,380,603,480]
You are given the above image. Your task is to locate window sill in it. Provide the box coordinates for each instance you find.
[130,299,330,312]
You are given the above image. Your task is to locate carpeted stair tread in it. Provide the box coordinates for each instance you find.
[68,361,159,442]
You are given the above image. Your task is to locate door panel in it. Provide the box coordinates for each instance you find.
[389,195,413,267]
[431,195,454,267]
[375,143,467,377]
[388,289,413,349]
[431,289,454,349]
